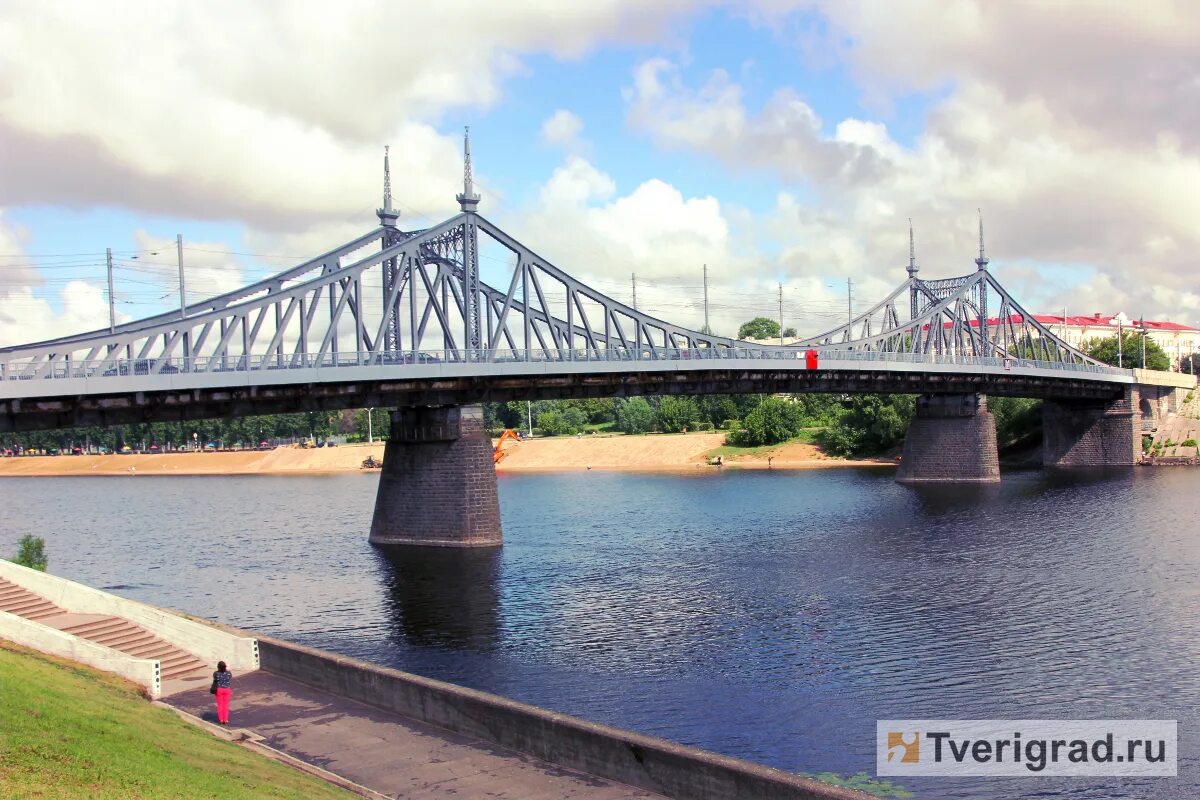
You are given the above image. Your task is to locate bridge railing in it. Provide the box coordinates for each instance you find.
[0,346,1127,383]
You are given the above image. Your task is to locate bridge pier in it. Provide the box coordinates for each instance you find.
[1042,388,1139,468]
[896,393,1000,483]
[369,404,502,547]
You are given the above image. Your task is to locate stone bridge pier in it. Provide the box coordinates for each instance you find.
[369,404,502,547]
[896,393,1000,483]
[1042,388,1140,468]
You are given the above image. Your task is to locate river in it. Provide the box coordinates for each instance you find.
[1,466,1196,799]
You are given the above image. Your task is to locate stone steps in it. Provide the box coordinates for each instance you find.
[57,616,209,680]
[0,577,208,681]
[0,578,65,621]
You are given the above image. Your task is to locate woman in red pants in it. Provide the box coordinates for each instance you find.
[211,660,233,725]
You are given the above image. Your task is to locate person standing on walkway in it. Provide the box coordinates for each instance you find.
[211,661,233,725]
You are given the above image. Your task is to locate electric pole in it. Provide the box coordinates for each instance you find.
[1117,318,1123,368]
[1140,316,1147,368]
[106,247,115,334]
[778,283,784,345]
[177,234,186,320]
[177,234,189,366]
[847,278,853,326]
[632,273,638,310]
[702,263,710,334]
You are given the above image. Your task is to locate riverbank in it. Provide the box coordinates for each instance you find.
[0,434,891,476]
[0,640,354,799]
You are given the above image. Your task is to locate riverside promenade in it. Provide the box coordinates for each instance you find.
[0,560,870,800]
[165,670,661,799]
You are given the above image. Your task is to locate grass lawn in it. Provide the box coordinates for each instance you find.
[706,428,823,458]
[0,641,352,799]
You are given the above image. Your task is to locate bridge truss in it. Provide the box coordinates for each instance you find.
[0,149,1106,385]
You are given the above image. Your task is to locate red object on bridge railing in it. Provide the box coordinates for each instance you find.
[805,349,819,370]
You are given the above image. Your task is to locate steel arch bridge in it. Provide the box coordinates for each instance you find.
[1,137,1179,433]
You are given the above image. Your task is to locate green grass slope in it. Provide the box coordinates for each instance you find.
[0,641,352,799]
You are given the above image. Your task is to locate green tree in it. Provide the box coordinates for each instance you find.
[782,326,797,338]
[537,405,586,436]
[790,394,841,426]
[615,397,656,434]
[1180,352,1199,374]
[989,396,1042,448]
[656,396,699,432]
[728,396,803,446]
[818,394,915,456]
[351,408,390,441]
[1083,332,1170,371]
[575,398,617,424]
[737,317,781,341]
[11,535,47,571]
[696,395,739,427]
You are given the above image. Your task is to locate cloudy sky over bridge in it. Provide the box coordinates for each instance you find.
[1,1,1197,346]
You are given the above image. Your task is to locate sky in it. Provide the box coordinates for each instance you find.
[1,0,1198,347]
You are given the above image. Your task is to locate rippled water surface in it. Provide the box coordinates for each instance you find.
[2,466,1197,799]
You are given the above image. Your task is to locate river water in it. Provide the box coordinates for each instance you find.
[1,466,1196,799]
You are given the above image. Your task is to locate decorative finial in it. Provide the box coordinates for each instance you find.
[383,145,393,212]
[975,208,989,270]
[456,125,480,212]
[906,218,918,278]
[376,145,399,227]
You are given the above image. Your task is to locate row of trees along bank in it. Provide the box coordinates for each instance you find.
[1,394,1051,460]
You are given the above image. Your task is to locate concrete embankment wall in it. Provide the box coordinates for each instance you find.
[0,610,161,697]
[0,561,259,671]
[257,635,871,800]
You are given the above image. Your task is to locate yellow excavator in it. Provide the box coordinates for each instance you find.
[493,429,522,463]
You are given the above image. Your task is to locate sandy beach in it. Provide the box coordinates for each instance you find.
[0,434,891,477]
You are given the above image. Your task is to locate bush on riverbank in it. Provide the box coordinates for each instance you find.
[10,535,47,571]
[818,395,915,456]
[0,641,353,799]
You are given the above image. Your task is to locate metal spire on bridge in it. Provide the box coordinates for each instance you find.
[377,145,399,228]
[906,218,918,279]
[907,218,919,319]
[457,126,483,352]
[457,126,481,213]
[975,208,989,271]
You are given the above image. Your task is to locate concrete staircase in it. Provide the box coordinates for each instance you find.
[0,577,65,621]
[0,577,208,680]
[57,616,209,680]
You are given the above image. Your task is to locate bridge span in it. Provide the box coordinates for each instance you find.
[1,137,1193,545]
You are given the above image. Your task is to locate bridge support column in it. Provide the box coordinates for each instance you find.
[896,394,1000,483]
[1042,388,1139,468]
[369,404,502,547]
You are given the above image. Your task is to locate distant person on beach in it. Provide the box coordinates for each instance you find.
[211,661,233,725]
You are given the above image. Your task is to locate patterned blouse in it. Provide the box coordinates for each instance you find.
[213,670,233,689]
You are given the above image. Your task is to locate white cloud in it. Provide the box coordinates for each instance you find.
[499,157,856,338]
[622,48,1200,326]
[540,110,587,152]
[0,1,702,229]
[131,231,247,301]
[627,58,893,184]
[0,213,126,347]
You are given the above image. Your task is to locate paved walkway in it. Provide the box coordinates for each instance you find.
[165,671,663,800]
